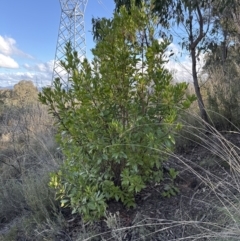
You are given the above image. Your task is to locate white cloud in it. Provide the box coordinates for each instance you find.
[23,63,30,68]
[0,70,52,88]
[165,56,192,82]
[0,60,55,88]
[0,36,53,87]
[0,35,33,69]
[0,53,19,68]
[167,42,180,56]
[0,59,72,88]
[0,36,19,69]
[0,36,16,56]
[164,42,205,82]
[0,35,33,59]
[23,60,54,73]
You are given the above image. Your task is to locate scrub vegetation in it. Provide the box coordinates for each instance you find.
[1,0,240,240]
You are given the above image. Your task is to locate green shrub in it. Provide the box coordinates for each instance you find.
[39,2,195,221]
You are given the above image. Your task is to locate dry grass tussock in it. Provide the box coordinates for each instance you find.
[1,105,240,240]
[0,102,66,240]
[77,112,240,241]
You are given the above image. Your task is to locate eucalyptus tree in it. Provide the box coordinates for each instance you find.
[211,0,240,64]
[217,0,240,38]
[202,0,240,128]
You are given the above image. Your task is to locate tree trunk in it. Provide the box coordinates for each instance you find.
[188,3,209,126]
[191,48,209,124]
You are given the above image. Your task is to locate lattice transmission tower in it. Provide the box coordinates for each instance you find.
[52,0,88,86]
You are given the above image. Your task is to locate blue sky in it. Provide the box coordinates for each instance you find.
[0,0,202,88]
[0,0,115,87]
